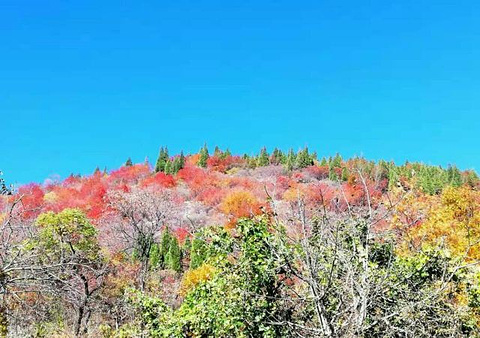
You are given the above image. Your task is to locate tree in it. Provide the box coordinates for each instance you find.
[341,167,349,181]
[164,159,172,175]
[158,228,173,269]
[108,188,177,290]
[257,147,270,167]
[33,209,108,336]
[447,164,463,187]
[189,234,208,269]
[0,172,11,195]
[197,144,209,168]
[221,148,231,159]
[155,147,169,173]
[270,148,283,165]
[296,147,313,168]
[172,151,185,174]
[331,152,342,168]
[285,149,296,171]
[125,157,133,167]
[403,186,480,260]
[220,190,260,221]
[417,165,448,195]
[149,242,162,269]
[165,236,182,272]
[0,193,37,335]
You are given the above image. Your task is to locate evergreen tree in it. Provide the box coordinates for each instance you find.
[285,149,296,171]
[198,144,209,168]
[341,167,349,181]
[149,243,161,269]
[165,236,182,272]
[0,172,10,196]
[270,148,282,165]
[219,148,232,159]
[171,157,180,174]
[331,153,342,168]
[164,160,172,175]
[183,236,191,259]
[159,228,173,268]
[170,151,185,174]
[214,146,222,157]
[296,147,313,169]
[320,157,328,166]
[447,165,463,187]
[257,147,270,167]
[155,147,169,173]
[125,157,133,167]
[417,165,447,195]
[179,151,185,168]
[329,166,338,181]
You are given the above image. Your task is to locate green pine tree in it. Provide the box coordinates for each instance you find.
[149,243,161,269]
[341,167,349,181]
[159,228,173,269]
[178,151,185,170]
[447,165,463,187]
[125,157,133,167]
[222,148,232,159]
[183,236,191,258]
[285,149,296,171]
[155,147,169,172]
[198,144,209,168]
[164,160,172,175]
[331,153,342,168]
[257,147,270,167]
[171,157,181,174]
[214,146,222,157]
[329,165,338,181]
[296,147,313,169]
[270,148,282,165]
[165,236,182,272]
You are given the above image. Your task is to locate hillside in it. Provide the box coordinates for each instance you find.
[1,146,480,337]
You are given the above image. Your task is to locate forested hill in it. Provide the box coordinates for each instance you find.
[1,146,480,337]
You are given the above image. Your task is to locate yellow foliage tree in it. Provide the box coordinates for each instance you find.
[220,190,260,219]
[403,186,480,260]
[179,263,216,296]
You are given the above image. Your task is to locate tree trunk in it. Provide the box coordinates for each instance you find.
[74,305,84,337]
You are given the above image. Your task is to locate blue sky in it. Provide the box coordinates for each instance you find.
[1,0,479,184]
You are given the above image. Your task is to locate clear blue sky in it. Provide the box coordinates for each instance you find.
[1,0,480,184]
